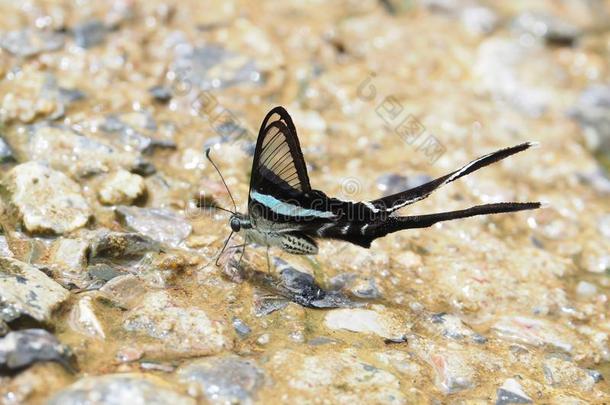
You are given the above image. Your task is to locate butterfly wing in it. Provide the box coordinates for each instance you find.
[249,106,311,196]
[248,107,340,231]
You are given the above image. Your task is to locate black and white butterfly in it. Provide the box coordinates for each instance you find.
[207,106,541,259]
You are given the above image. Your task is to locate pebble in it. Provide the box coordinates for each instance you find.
[73,20,108,48]
[270,257,357,308]
[543,357,599,391]
[511,12,581,46]
[0,257,69,323]
[493,316,575,353]
[27,124,139,177]
[98,170,146,205]
[267,349,406,404]
[324,306,408,341]
[0,28,64,57]
[100,112,176,153]
[89,230,160,260]
[569,84,610,155]
[496,378,532,404]
[49,238,89,272]
[576,281,597,297]
[0,136,15,163]
[427,312,487,343]
[376,173,432,196]
[177,356,265,404]
[5,162,92,234]
[232,317,252,338]
[99,274,147,309]
[68,296,105,339]
[123,291,232,356]
[115,206,192,247]
[149,85,172,103]
[47,374,196,405]
[0,329,74,371]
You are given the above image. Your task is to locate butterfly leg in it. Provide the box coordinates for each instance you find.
[265,247,271,273]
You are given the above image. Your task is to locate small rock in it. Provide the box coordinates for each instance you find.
[87,264,123,283]
[177,356,264,404]
[569,84,610,155]
[330,273,381,299]
[90,231,160,260]
[543,357,598,391]
[0,235,13,257]
[0,320,8,337]
[0,29,64,57]
[100,112,176,153]
[149,85,172,103]
[73,20,107,48]
[576,281,597,297]
[98,170,146,205]
[460,6,498,35]
[5,162,91,234]
[0,137,15,163]
[123,291,232,356]
[496,378,532,404]
[0,257,69,323]
[27,124,139,177]
[376,173,431,196]
[269,258,357,308]
[324,306,408,341]
[232,317,251,338]
[512,12,581,46]
[49,238,89,272]
[68,296,105,339]
[0,329,73,371]
[266,349,405,404]
[493,316,575,353]
[115,206,192,247]
[48,374,196,405]
[427,312,487,343]
[99,274,147,309]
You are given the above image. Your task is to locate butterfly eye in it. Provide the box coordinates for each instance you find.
[230,217,241,232]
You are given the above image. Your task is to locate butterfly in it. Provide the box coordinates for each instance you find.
[207,106,541,260]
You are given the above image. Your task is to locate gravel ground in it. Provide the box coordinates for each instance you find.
[0,0,609,403]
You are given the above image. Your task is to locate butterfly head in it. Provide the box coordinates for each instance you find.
[229,213,251,233]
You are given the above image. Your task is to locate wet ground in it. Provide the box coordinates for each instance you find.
[0,0,609,404]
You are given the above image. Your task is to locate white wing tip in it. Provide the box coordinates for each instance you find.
[527,141,541,149]
[539,200,551,209]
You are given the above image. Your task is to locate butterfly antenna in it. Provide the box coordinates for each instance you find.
[205,148,238,213]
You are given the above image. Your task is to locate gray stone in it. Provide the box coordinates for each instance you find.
[115,206,192,247]
[569,84,610,155]
[512,12,580,45]
[98,170,146,205]
[123,291,232,356]
[68,296,105,339]
[232,317,251,338]
[99,274,147,309]
[100,112,176,153]
[0,29,64,57]
[496,378,532,404]
[90,230,160,260]
[0,257,69,323]
[73,20,107,48]
[4,162,91,234]
[376,173,431,196]
[149,85,172,103]
[177,356,264,404]
[0,329,73,371]
[47,374,196,405]
[267,258,358,309]
[27,124,139,177]
[0,137,15,163]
